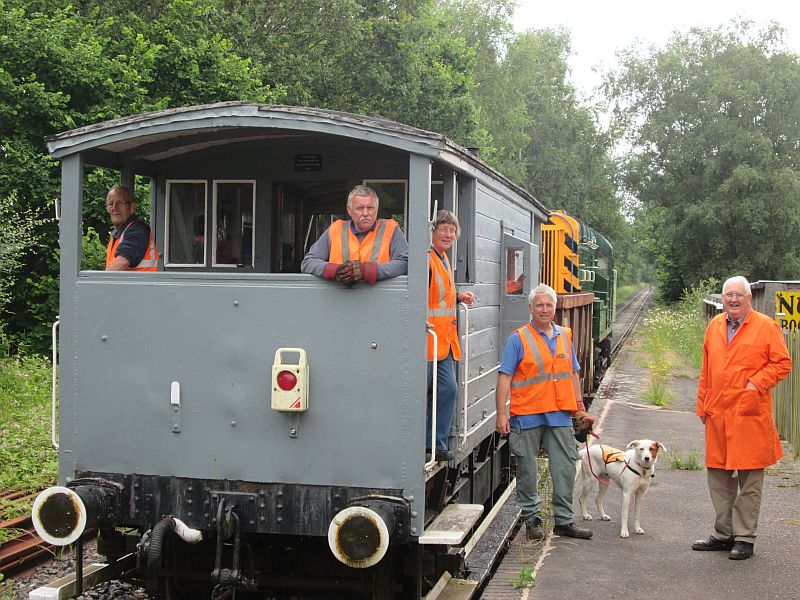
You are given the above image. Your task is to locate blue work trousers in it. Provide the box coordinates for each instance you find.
[426,352,458,452]
[509,424,578,526]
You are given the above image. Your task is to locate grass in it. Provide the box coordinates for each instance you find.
[510,566,535,589]
[0,353,58,521]
[666,449,703,470]
[637,283,710,405]
[641,359,673,406]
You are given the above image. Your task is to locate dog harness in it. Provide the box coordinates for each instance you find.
[597,444,651,478]
[601,445,625,464]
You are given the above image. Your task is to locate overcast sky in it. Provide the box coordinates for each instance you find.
[513,0,800,97]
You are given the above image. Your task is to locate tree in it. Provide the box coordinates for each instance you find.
[433,4,629,276]
[506,30,626,243]
[81,0,488,145]
[431,0,527,178]
[607,21,800,299]
[0,0,280,351]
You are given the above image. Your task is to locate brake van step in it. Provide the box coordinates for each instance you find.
[418,503,484,545]
[424,571,479,600]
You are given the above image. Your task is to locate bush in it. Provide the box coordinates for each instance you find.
[0,353,58,509]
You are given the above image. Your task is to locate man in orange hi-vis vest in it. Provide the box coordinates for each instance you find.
[495,284,592,543]
[301,185,408,284]
[692,276,791,561]
[105,185,158,271]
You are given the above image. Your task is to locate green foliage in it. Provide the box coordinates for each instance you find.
[510,565,535,589]
[607,22,800,299]
[638,282,709,404]
[666,449,703,470]
[641,361,673,407]
[0,353,58,495]
[82,227,107,271]
[0,0,282,351]
[0,192,40,334]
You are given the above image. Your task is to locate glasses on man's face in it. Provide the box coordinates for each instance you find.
[723,292,746,300]
[106,200,130,210]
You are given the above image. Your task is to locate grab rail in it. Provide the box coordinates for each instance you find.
[51,317,60,449]
[458,302,469,450]
[424,325,438,471]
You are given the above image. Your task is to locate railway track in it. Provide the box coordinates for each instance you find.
[0,488,52,577]
[611,286,653,357]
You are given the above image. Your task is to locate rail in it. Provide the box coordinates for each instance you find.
[0,488,51,576]
[425,326,439,471]
[51,318,59,450]
[611,286,652,358]
[458,301,470,451]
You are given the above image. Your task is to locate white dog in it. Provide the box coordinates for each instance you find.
[577,440,666,538]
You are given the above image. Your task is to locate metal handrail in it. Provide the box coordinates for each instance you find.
[51,317,60,449]
[458,301,469,450]
[424,325,438,471]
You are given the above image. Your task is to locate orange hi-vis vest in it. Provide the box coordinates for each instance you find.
[510,323,578,416]
[427,249,461,361]
[327,219,398,264]
[105,221,159,271]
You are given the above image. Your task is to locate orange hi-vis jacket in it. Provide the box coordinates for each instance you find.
[510,323,578,416]
[105,221,158,271]
[327,219,398,264]
[427,249,461,361]
[697,309,792,470]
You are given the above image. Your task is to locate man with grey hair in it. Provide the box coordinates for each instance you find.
[495,283,592,541]
[693,275,791,560]
[301,184,408,285]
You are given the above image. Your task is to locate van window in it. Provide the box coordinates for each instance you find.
[165,180,206,267]
[213,181,255,267]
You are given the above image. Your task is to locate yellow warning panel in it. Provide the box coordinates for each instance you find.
[775,291,800,330]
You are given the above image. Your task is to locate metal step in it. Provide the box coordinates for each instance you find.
[29,554,135,600]
[419,503,484,545]
[425,572,479,600]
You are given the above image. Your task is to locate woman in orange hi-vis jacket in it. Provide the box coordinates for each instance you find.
[426,210,474,462]
[693,276,792,561]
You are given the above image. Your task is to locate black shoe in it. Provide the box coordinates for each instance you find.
[692,536,734,551]
[434,450,454,462]
[526,518,544,542]
[553,523,592,539]
[729,541,754,560]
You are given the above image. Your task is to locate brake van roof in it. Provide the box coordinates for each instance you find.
[45,102,546,214]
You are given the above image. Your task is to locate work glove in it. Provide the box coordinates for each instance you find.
[321,260,378,285]
[322,262,338,281]
[360,261,378,284]
[573,411,596,443]
[335,261,357,286]
[350,260,362,282]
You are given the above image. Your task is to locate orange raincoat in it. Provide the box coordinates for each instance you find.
[697,309,792,470]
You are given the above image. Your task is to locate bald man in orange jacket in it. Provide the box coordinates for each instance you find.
[693,276,792,560]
